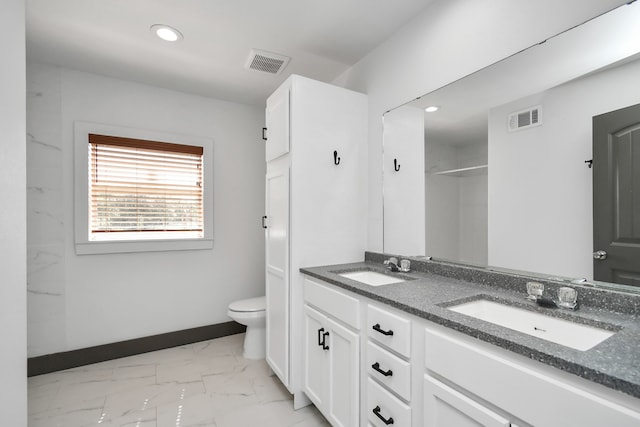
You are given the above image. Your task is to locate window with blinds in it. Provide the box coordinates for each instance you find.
[88,134,204,241]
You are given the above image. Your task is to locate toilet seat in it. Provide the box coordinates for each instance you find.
[228,296,265,313]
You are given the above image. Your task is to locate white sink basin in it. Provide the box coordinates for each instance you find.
[339,270,406,286]
[448,299,615,351]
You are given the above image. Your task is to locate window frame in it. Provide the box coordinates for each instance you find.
[74,121,214,254]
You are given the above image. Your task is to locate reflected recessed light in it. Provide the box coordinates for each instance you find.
[150,24,183,42]
[425,106,439,113]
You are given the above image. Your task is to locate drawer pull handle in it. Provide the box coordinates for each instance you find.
[317,328,325,347]
[373,406,394,425]
[372,362,393,377]
[322,331,330,350]
[372,323,394,336]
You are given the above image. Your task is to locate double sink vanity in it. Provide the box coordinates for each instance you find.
[300,252,640,426]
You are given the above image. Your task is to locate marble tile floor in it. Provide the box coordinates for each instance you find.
[28,333,330,427]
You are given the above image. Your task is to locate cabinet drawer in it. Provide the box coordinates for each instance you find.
[367,304,411,357]
[424,325,640,427]
[424,374,511,427]
[367,341,411,401]
[367,377,411,426]
[304,277,360,328]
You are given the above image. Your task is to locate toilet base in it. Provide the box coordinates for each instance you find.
[243,326,266,360]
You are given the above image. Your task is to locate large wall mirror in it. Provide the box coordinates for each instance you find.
[382,2,640,292]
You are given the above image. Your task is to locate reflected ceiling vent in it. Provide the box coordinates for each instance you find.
[245,49,290,75]
[508,105,542,132]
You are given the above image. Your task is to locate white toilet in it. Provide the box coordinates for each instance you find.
[227,296,266,360]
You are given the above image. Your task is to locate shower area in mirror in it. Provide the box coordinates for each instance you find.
[425,128,488,266]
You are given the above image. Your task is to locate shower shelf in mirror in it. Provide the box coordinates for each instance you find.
[431,165,488,177]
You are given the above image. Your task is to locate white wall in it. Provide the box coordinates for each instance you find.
[333,0,628,252]
[425,143,459,259]
[382,105,425,255]
[458,144,488,265]
[0,0,27,423]
[488,57,640,279]
[459,180,488,264]
[27,63,265,356]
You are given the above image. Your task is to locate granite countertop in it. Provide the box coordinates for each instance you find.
[300,252,640,400]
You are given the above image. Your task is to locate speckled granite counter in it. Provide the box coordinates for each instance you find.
[300,252,640,399]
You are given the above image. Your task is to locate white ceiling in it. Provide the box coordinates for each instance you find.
[26,0,434,105]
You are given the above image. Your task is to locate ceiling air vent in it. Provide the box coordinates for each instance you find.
[245,49,290,75]
[508,105,542,132]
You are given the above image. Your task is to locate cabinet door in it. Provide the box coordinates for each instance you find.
[327,317,360,427]
[424,375,511,427]
[303,305,329,408]
[289,76,367,267]
[265,168,290,385]
[265,85,289,161]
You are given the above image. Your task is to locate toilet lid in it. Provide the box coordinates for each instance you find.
[229,296,266,312]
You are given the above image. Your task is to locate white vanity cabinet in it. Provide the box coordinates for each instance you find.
[301,269,640,427]
[303,278,361,427]
[264,75,367,406]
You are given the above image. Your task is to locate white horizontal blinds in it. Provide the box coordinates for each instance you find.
[89,134,204,238]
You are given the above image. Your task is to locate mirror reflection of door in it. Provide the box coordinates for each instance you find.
[593,102,640,286]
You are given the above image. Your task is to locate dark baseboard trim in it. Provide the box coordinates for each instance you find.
[28,321,246,377]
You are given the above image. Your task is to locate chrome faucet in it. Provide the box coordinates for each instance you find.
[526,282,578,310]
[384,257,400,272]
[384,257,411,272]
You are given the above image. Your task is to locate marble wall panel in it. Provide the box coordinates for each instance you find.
[27,63,67,357]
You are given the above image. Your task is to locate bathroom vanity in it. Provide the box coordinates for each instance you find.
[301,252,640,426]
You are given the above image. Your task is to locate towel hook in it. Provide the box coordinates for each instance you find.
[585,159,593,168]
[394,158,400,172]
[334,150,341,165]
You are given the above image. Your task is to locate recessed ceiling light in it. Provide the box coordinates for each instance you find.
[425,106,439,113]
[150,24,183,42]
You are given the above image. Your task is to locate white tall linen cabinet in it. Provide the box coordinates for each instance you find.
[264,75,367,407]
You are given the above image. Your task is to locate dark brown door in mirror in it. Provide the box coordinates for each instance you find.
[593,102,640,286]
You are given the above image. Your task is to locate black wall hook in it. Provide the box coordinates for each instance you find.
[585,159,593,168]
[334,150,341,165]
[394,158,400,172]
